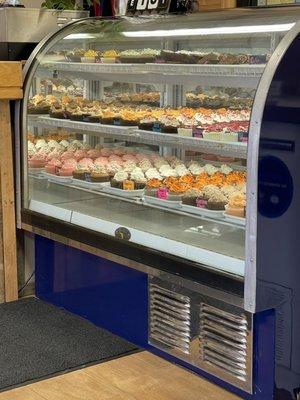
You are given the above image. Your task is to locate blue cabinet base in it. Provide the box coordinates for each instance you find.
[35,235,275,399]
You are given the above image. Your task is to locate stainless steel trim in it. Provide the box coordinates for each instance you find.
[148,276,253,393]
[244,21,300,313]
[14,100,22,229]
[22,221,244,307]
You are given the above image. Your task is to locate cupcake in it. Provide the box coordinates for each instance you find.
[225,193,246,217]
[66,49,85,62]
[207,190,228,211]
[81,49,98,63]
[28,154,46,168]
[219,164,233,175]
[72,166,87,180]
[49,102,65,119]
[101,50,119,64]
[161,119,180,134]
[100,110,115,125]
[45,158,62,174]
[111,171,129,189]
[131,169,147,189]
[90,165,110,182]
[182,189,200,206]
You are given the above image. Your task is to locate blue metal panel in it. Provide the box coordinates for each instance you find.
[35,235,149,347]
[256,33,300,398]
[35,235,276,399]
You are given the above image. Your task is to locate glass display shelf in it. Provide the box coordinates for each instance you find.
[28,177,245,276]
[37,61,265,88]
[27,115,248,158]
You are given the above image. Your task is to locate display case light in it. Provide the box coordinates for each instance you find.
[122,23,295,37]
[63,33,96,39]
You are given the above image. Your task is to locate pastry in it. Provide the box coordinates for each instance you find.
[207,190,228,210]
[90,166,110,182]
[225,193,246,217]
[111,170,128,189]
[81,49,98,63]
[182,188,200,206]
[101,50,119,64]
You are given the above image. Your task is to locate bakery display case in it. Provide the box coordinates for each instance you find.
[16,7,300,399]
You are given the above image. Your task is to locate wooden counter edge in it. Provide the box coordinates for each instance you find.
[0,61,23,302]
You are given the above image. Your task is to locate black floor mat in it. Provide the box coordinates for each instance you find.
[0,297,138,391]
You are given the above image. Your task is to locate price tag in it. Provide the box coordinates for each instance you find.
[123,180,135,190]
[196,198,207,208]
[84,172,91,182]
[157,187,169,199]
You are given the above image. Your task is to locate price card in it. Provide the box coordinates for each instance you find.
[84,172,91,182]
[123,180,135,190]
[196,198,207,208]
[157,187,169,199]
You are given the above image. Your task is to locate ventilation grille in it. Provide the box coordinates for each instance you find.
[199,303,249,382]
[149,284,191,355]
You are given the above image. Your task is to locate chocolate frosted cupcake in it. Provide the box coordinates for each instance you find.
[138,117,155,131]
[49,102,65,119]
[73,167,87,180]
[182,188,200,206]
[111,170,128,189]
[161,119,180,134]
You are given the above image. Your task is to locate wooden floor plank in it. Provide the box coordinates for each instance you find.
[0,386,45,400]
[0,352,240,400]
[29,369,127,400]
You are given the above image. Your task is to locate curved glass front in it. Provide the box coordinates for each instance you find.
[21,9,300,277]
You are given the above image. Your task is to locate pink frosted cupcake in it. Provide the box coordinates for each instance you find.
[74,149,88,161]
[109,155,123,163]
[60,161,76,176]
[122,154,137,162]
[94,157,109,166]
[113,148,126,156]
[135,153,149,162]
[61,150,75,162]
[29,154,46,168]
[47,149,63,161]
[45,158,62,174]
[64,158,77,168]
[100,148,112,157]
[87,149,102,159]
[78,157,94,169]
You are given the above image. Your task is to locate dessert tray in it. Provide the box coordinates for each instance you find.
[42,172,73,183]
[181,204,225,218]
[71,179,110,190]
[28,167,45,174]
[143,195,182,210]
[223,213,246,226]
[102,186,144,198]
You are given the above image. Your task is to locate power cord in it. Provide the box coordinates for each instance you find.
[18,271,35,294]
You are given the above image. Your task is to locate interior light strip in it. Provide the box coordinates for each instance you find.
[122,23,295,38]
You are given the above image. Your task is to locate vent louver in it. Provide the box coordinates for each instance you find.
[199,303,249,382]
[149,283,191,355]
